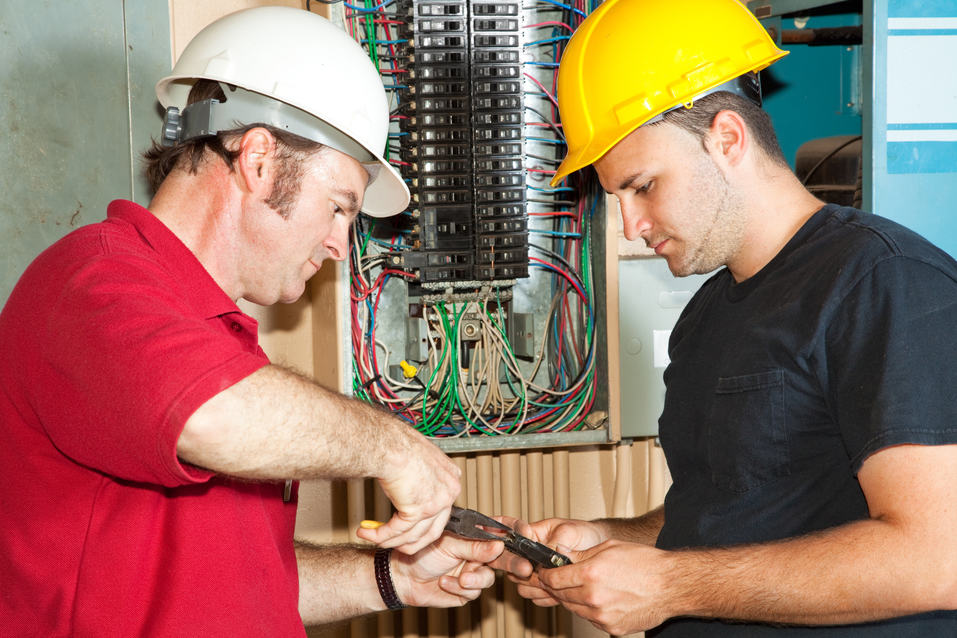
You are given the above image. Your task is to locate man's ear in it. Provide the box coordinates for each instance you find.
[235,127,276,196]
[708,109,749,168]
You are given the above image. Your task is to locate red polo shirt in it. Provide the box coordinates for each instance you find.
[0,200,304,637]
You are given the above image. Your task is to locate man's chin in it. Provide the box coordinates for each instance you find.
[278,284,307,305]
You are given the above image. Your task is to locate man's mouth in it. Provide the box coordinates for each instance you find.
[649,238,669,255]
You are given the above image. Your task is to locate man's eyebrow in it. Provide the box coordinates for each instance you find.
[333,188,360,214]
[618,171,646,192]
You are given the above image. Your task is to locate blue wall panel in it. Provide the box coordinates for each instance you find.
[865,0,957,258]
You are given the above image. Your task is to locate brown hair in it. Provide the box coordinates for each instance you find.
[142,80,325,216]
[658,90,789,168]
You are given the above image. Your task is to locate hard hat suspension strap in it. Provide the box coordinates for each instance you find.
[161,84,374,164]
[644,71,762,126]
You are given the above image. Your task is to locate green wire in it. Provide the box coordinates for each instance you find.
[420,303,455,433]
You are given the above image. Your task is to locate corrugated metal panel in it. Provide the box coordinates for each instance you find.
[0,0,170,304]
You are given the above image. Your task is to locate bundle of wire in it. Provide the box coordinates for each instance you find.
[342,0,603,437]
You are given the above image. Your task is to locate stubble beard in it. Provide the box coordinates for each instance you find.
[669,155,746,278]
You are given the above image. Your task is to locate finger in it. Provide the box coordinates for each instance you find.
[515,583,559,607]
[456,564,496,590]
[462,538,505,565]
[355,512,425,547]
[436,575,480,602]
[489,549,534,578]
[507,571,556,605]
[536,562,583,591]
[377,515,441,553]
[394,509,452,554]
[493,515,539,541]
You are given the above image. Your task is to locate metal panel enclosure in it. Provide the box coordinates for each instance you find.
[0,0,171,304]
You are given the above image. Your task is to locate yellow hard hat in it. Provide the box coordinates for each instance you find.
[550,0,788,186]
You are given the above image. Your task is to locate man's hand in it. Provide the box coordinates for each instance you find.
[490,516,608,607]
[391,534,504,607]
[356,422,461,554]
[535,540,672,635]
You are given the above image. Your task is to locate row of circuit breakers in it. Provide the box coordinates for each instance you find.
[393,0,530,287]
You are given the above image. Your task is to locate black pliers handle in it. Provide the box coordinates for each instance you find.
[445,505,572,569]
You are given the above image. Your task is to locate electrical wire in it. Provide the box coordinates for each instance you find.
[346,0,600,437]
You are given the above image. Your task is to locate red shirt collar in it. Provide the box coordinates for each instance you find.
[105,199,243,320]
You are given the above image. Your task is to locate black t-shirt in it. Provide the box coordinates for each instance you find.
[650,205,957,636]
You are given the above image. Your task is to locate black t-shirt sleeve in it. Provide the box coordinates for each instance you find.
[826,255,957,472]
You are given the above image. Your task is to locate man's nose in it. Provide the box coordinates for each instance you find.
[323,217,350,262]
[619,198,650,242]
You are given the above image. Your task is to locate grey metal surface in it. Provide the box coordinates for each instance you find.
[434,429,611,453]
[0,0,170,306]
[617,257,709,438]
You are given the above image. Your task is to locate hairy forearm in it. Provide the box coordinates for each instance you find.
[178,364,407,480]
[295,541,381,626]
[663,517,957,625]
[594,505,664,545]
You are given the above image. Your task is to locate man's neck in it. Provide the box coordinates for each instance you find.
[728,167,826,283]
[148,166,244,300]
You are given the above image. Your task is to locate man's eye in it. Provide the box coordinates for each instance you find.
[636,181,653,194]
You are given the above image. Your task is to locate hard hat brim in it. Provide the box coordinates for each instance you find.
[360,160,411,218]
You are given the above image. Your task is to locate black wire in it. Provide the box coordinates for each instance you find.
[527,152,561,164]
[528,198,577,206]
[530,243,585,289]
[800,135,862,186]
[525,105,567,144]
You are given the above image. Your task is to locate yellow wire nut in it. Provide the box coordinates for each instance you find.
[399,360,418,379]
[360,520,385,529]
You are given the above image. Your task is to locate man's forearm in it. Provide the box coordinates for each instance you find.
[661,517,957,625]
[295,542,382,626]
[177,364,409,480]
[595,505,664,545]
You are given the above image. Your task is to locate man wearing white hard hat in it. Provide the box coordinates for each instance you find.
[0,7,500,636]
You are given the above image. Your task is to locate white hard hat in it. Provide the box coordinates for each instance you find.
[155,6,409,218]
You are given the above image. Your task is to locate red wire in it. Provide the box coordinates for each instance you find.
[529,211,575,217]
[524,20,574,32]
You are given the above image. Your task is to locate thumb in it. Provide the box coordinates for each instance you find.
[470,539,506,564]
[554,541,604,564]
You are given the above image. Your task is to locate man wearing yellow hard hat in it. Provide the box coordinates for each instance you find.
[495,0,957,635]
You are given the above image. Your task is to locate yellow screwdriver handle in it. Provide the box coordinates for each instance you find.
[359,520,385,529]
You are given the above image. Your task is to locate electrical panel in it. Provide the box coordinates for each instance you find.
[395,0,529,287]
[340,0,615,451]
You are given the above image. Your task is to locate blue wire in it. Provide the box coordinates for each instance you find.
[524,36,570,47]
[529,229,583,239]
[524,61,560,68]
[535,0,587,19]
[344,0,396,12]
[526,136,565,145]
[360,39,407,45]
[528,185,575,193]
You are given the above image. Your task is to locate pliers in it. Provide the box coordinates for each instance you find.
[445,505,572,569]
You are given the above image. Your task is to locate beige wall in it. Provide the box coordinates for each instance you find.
[167,2,671,636]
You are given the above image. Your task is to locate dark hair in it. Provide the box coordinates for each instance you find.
[142,80,325,216]
[659,90,788,167]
